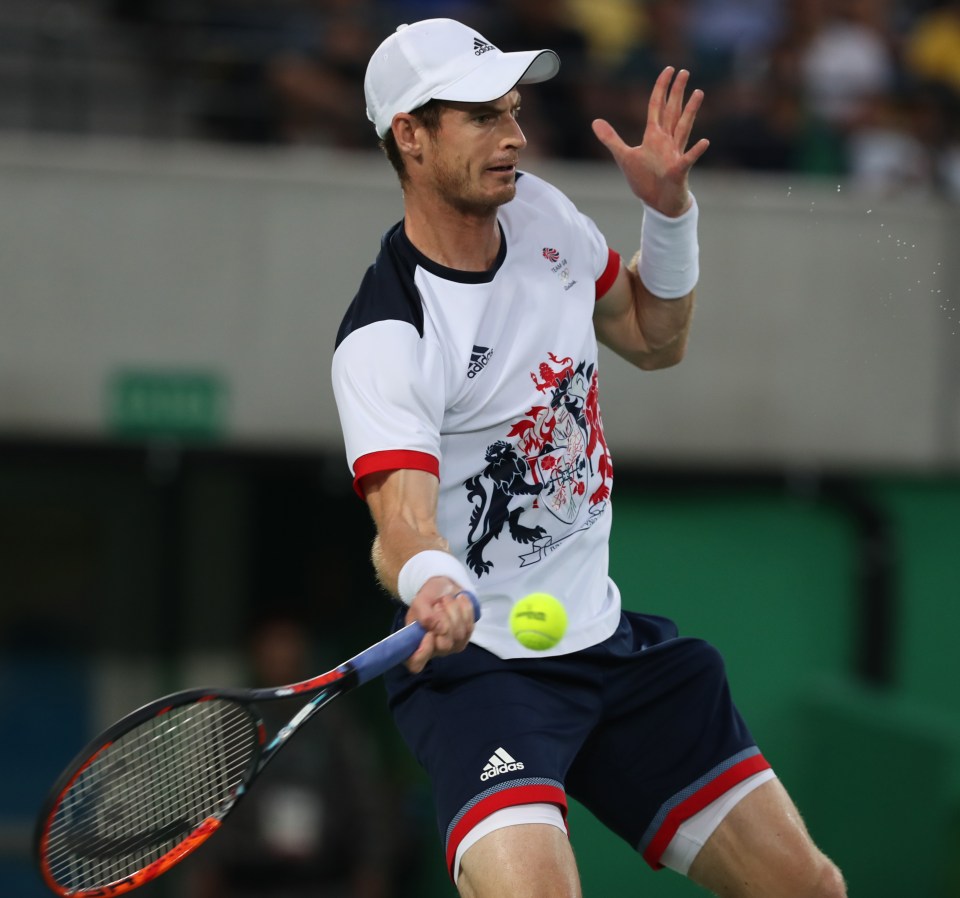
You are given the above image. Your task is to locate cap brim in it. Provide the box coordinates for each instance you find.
[432,49,560,104]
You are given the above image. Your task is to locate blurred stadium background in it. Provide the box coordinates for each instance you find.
[1,0,959,896]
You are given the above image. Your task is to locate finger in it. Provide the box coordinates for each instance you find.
[406,631,435,674]
[450,596,476,647]
[437,593,472,648]
[647,66,675,128]
[453,590,478,624]
[663,68,689,134]
[591,118,630,162]
[674,87,704,151]
[682,137,711,168]
[406,601,437,633]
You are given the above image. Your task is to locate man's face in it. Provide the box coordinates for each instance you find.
[422,90,527,215]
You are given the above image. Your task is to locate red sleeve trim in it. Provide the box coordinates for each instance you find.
[445,783,568,880]
[352,449,440,498]
[642,753,772,869]
[595,248,621,300]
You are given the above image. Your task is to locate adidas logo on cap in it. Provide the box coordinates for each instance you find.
[474,37,495,56]
[480,746,525,781]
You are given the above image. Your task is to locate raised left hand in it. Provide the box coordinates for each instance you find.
[592,66,709,218]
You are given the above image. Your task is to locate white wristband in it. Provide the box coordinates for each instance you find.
[397,549,475,605]
[638,195,700,299]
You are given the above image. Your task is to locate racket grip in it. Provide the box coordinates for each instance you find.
[352,590,481,685]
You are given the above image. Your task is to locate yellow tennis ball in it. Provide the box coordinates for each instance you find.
[510,593,568,650]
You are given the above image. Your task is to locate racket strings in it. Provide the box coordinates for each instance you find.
[43,698,259,893]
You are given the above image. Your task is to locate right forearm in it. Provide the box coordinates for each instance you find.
[361,472,477,671]
[364,467,474,603]
[371,529,449,596]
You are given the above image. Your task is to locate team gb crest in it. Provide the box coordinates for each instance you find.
[463,352,612,577]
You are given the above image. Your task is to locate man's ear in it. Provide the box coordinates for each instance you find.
[392,114,422,158]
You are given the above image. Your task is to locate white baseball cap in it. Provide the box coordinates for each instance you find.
[364,18,560,138]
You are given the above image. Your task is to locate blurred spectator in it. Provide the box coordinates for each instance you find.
[265,0,379,147]
[742,0,885,175]
[903,0,960,99]
[566,0,645,69]
[617,0,706,88]
[487,0,595,158]
[611,0,719,160]
[4,0,957,199]
[798,0,897,129]
[696,75,805,172]
[902,0,960,198]
[846,88,936,195]
[665,0,803,172]
[189,0,378,145]
[189,613,392,898]
[687,0,785,76]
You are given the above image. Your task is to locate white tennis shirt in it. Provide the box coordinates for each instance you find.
[332,172,624,658]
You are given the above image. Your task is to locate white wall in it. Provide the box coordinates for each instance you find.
[1,136,958,469]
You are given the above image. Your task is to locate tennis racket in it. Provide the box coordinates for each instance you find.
[34,591,480,897]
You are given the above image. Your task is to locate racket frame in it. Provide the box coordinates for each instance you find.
[34,592,479,897]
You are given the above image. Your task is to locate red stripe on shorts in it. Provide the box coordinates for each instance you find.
[643,753,772,869]
[445,783,568,880]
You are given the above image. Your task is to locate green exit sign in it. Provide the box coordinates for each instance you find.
[108,370,228,440]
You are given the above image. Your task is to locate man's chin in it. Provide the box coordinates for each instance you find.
[453,183,516,216]
[488,179,518,206]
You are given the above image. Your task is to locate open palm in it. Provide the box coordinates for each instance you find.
[593,66,709,218]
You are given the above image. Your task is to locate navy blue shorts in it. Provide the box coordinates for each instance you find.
[384,610,770,878]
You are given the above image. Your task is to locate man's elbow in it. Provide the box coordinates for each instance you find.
[637,336,688,371]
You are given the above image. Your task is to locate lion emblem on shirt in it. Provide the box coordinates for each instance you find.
[463,353,612,577]
[464,441,546,576]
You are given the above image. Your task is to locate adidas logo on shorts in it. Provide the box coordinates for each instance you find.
[480,747,525,781]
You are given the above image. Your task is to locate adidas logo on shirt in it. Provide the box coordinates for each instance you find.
[474,37,495,56]
[480,747,525,781]
[467,344,493,378]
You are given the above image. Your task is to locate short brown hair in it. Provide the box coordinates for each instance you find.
[379,99,444,184]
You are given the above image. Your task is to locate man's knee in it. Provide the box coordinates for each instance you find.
[457,822,581,898]
[686,777,846,898]
[777,841,847,898]
[776,850,846,898]
[811,855,846,898]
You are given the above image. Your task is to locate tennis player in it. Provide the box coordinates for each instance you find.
[332,18,845,898]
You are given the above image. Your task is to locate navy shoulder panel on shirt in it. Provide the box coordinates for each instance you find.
[335,221,424,348]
